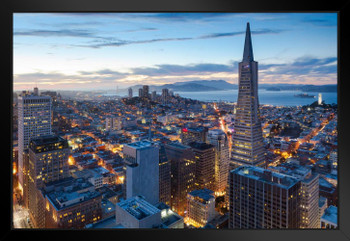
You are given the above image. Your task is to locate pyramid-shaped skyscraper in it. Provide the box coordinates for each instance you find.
[231,23,266,168]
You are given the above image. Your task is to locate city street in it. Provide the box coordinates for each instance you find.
[12,187,31,229]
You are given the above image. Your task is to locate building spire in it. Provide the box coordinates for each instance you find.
[243,22,254,62]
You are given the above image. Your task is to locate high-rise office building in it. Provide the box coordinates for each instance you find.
[188,142,216,191]
[28,135,71,228]
[18,93,52,191]
[268,162,320,228]
[128,87,133,98]
[229,166,301,229]
[165,142,196,216]
[158,144,171,206]
[142,85,149,98]
[33,87,39,96]
[231,23,266,168]
[161,88,169,104]
[181,126,208,145]
[138,88,143,97]
[123,141,159,205]
[151,91,157,101]
[207,129,230,196]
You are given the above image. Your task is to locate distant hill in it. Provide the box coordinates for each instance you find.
[129,80,237,92]
[160,83,222,92]
[127,80,336,93]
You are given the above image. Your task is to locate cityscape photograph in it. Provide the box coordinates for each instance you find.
[12,13,338,229]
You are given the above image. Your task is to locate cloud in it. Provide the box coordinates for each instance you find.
[80,36,194,48]
[14,56,337,90]
[114,13,238,22]
[200,29,284,39]
[260,56,337,75]
[74,28,284,49]
[123,27,158,33]
[130,63,235,76]
[13,70,127,89]
[14,29,96,38]
[302,18,337,27]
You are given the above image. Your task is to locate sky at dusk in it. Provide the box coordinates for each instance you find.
[13,13,337,91]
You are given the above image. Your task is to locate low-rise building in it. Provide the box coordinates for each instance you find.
[41,177,103,229]
[321,205,337,229]
[186,189,216,228]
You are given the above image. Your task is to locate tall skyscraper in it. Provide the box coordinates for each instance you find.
[138,88,143,97]
[18,93,52,190]
[128,87,133,98]
[231,23,266,168]
[158,144,171,206]
[123,141,159,205]
[142,85,149,98]
[229,166,301,229]
[33,87,39,96]
[207,129,230,196]
[161,88,169,104]
[151,91,157,101]
[165,142,196,216]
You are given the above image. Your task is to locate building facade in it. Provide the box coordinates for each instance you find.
[207,129,230,196]
[105,116,122,132]
[189,142,216,191]
[142,85,149,98]
[161,88,169,104]
[229,166,301,229]
[165,142,196,216]
[18,93,52,190]
[123,141,159,205]
[268,162,320,228]
[27,135,71,228]
[42,177,102,229]
[186,189,216,228]
[158,144,171,206]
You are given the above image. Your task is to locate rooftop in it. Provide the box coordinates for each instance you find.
[166,142,191,150]
[321,205,337,225]
[208,129,226,137]
[233,166,299,189]
[125,140,153,149]
[30,135,67,146]
[43,178,102,211]
[117,196,160,220]
[85,216,124,229]
[188,141,214,150]
[155,202,183,228]
[268,162,318,183]
[188,189,215,203]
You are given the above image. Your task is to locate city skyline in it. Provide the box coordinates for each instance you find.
[12,17,338,230]
[13,13,337,91]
